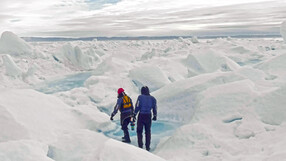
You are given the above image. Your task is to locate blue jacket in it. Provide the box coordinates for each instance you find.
[134,94,157,116]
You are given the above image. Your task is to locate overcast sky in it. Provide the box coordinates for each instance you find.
[0,0,286,37]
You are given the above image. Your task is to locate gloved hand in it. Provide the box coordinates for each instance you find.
[110,113,114,121]
[152,116,157,121]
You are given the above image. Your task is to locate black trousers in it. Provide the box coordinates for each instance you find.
[136,113,152,149]
[121,116,131,141]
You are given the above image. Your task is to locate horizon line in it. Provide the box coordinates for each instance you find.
[21,34,282,42]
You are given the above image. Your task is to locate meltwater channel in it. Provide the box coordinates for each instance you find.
[34,72,181,151]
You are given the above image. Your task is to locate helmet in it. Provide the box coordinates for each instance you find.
[117,88,124,94]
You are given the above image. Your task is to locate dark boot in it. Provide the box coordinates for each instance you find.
[122,139,131,143]
[146,147,150,151]
[145,114,152,151]
[122,130,131,143]
[137,132,143,148]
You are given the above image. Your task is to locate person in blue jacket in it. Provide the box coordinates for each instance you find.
[110,88,134,143]
[134,86,157,151]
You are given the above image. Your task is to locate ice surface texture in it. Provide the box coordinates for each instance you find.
[1,31,286,161]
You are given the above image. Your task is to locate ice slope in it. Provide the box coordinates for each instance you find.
[0,89,83,142]
[48,129,164,161]
[153,72,245,122]
[0,140,53,161]
[255,53,286,81]
[254,85,286,125]
[129,65,171,92]
[2,54,23,77]
[0,89,165,161]
[182,49,240,76]
[151,37,286,160]
[0,31,32,56]
[53,43,96,70]
[155,78,286,161]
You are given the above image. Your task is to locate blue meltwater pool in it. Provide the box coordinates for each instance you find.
[104,120,181,151]
[34,72,93,94]
[34,72,181,151]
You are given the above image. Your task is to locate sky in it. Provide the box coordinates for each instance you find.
[0,0,286,37]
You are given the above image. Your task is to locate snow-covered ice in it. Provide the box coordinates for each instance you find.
[53,43,97,70]
[129,65,170,92]
[0,31,32,56]
[0,31,286,161]
[281,21,286,42]
[2,54,23,78]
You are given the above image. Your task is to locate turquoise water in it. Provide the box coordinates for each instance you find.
[105,120,180,151]
[35,72,92,94]
[35,72,180,151]
[105,120,177,137]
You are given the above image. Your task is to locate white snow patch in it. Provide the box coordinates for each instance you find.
[0,140,53,161]
[47,129,165,161]
[254,85,286,125]
[0,89,83,143]
[255,53,286,81]
[0,104,30,142]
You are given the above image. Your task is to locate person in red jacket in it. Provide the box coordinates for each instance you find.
[110,88,134,143]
